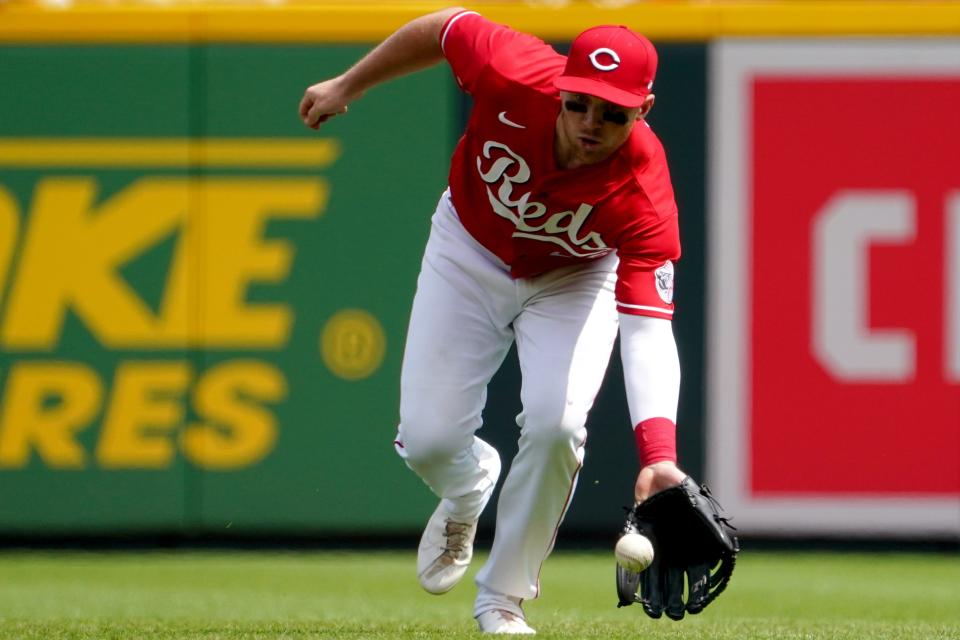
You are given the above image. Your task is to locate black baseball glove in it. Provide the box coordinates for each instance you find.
[616,477,738,620]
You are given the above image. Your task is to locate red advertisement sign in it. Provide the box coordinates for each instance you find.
[709,41,960,536]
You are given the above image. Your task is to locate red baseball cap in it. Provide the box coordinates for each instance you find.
[553,25,658,108]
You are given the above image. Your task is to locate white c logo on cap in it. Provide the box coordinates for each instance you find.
[588,48,621,72]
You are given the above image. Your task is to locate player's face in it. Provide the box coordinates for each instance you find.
[554,92,653,169]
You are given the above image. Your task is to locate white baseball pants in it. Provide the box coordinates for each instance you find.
[394,191,619,600]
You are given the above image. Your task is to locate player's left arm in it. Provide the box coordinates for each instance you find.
[618,313,687,500]
[617,312,739,619]
[614,200,684,499]
[615,197,738,617]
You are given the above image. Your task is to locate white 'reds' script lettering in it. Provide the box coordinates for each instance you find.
[476,141,609,258]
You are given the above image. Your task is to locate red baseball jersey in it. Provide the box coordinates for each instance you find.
[440,11,681,319]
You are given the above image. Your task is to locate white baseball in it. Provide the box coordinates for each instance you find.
[615,532,654,572]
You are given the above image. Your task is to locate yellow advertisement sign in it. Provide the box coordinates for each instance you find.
[0,138,338,471]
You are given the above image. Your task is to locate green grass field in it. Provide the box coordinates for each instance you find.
[0,549,957,639]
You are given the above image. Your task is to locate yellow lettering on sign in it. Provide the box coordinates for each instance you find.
[1,178,184,349]
[183,360,286,470]
[0,187,17,307]
[0,362,101,469]
[96,361,191,469]
[162,179,325,347]
[0,177,326,349]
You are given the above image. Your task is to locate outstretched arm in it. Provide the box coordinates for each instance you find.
[617,317,739,621]
[299,7,465,129]
[619,314,687,501]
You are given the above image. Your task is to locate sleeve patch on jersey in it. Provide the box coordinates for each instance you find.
[654,260,674,304]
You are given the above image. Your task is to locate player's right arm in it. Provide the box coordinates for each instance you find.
[299,7,465,129]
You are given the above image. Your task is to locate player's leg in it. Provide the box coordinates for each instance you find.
[395,193,517,594]
[474,256,620,611]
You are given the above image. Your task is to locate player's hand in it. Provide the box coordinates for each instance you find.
[299,77,361,130]
[634,460,686,502]
[617,477,739,619]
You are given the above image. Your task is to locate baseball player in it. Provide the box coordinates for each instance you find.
[301,7,691,634]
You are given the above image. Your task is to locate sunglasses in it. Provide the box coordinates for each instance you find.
[563,100,629,126]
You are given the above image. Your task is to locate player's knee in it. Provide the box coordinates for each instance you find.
[397,409,469,466]
[519,403,587,449]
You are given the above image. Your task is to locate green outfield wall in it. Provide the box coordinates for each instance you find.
[2,2,957,538]
[0,43,459,533]
[0,37,702,535]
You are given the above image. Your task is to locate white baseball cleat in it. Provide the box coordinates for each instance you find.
[416,501,478,594]
[476,610,537,635]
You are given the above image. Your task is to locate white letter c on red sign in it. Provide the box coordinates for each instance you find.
[812,191,916,381]
[947,191,960,382]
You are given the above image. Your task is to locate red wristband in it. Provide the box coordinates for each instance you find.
[634,417,677,467]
